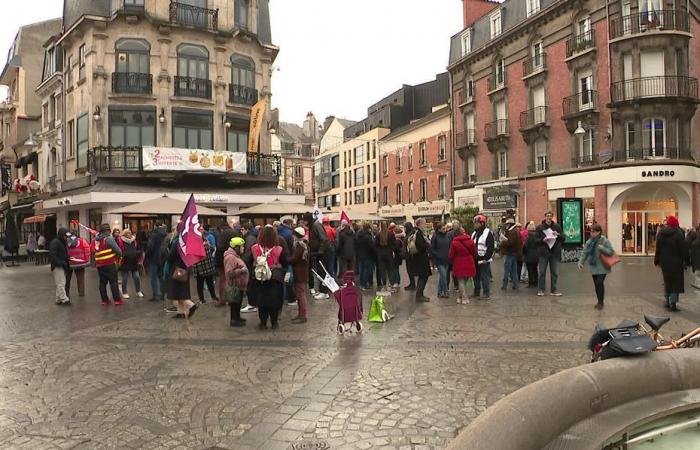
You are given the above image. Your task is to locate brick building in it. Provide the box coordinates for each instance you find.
[449,0,700,256]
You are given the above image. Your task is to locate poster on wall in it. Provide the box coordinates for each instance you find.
[142,147,247,173]
[558,198,584,245]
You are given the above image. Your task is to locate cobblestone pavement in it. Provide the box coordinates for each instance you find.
[0,257,699,449]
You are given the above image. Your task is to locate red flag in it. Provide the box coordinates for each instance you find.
[340,211,351,224]
[176,194,206,267]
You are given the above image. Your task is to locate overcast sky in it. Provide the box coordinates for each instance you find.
[0,0,463,126]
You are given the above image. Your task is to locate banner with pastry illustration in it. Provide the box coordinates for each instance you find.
[248,98,267,153]
[142,146,247,173]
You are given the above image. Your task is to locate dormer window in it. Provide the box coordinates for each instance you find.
[490,10,502,38]
[461,28,471,57]
[42,45,62,82]
[526,0,540,17]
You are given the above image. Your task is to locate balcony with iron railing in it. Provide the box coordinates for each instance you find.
[610,76,698,104]
[174,76,212,99]
[494,169,510,179]
[487,72,507,92]
[523,53,547,77]
[169,1,218,31]
[566,29,595,57]
[613,147,694,162]
[572,154,599,168]
[529,160,549,174]
[519,106,549,130]
[562,90,598,117]
[485,120,509,140]
[229,84,258,106]
[112,72,152,95]
[609,10,690,39]
[455,130,477,149]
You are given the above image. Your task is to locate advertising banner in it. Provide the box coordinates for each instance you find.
[248,98,267,153]
[142,146,246,173]
[558,198,584,245]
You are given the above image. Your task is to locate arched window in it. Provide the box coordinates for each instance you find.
[177,44,209,79]
[230,54,256,105]
[115,39,150,74]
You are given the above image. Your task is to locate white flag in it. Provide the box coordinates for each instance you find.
[313,204,324,222]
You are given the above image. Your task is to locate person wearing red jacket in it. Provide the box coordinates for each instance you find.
[448,226,477,304]
[66,234,91,297]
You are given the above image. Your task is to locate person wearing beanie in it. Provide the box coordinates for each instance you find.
[288,227,310,324]
[654,215,690,311]
[224,237,248,326]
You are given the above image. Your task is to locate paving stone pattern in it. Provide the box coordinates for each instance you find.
[0,258,699,449]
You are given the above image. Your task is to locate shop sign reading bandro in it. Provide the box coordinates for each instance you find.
[482,186,517,210]
[142,147,247,173]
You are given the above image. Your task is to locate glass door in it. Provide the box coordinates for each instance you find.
[622,211,644,254]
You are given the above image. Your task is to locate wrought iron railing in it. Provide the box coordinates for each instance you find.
[229,84,258,106]
[488,72,507,92]
[562,90,598,116]
[485,119,509,139]
[495,169,510,179]
[523,53,547,77]
[566,29,595,57]
[610,76,698,103]
[174,76,212,99]
[529,160,549,173]
[614,147,694,161]
[88,146,142,172]
[519,106,549,129]
[609,10,690,39]
[247,153,281,178]
[572,154,598,167]
[112,72,152,95]
[169,1,218,31]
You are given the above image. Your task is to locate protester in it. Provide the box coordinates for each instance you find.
[536,211,564,296]
[119,229,144,299]
[690,228,700,290]
[92,224,124,306]
[48,228,71,305]
[499,218,522,291]
[323,217,337,278]
[224,237,248,327]
[192,233,219,304]
[410,218,431,302]
[522,222,540,288]
[278,217,297,305]
[430,222,451,298]
[215,224,237,307]
[375,221,396,291]
[145,222,167,302]
[248,225,288,329]
[66,232,90,297]
[403,222,417,290]
[578,224,615,310]
[470,215,494,301]
[304,213,329,300]
[356,223,375,291]
[390,225,404,288]
[448,225,476,304]
[520,221,534,282]
[654,215,689,311]
[112,228,124,251]
[289,227,310,324]
[166,232,198,318]
[240,222,260,313]
[336,220,356,276]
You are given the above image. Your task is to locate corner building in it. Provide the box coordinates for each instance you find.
[449,0,700,255]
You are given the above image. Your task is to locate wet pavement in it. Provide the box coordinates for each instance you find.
[0,257,699,449]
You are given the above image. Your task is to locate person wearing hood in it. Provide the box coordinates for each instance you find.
[654,215,690,311]
[430,223,451,298]
[448,226,476,304]
[499,218,522,291]
[49,227,71,305]
[522,223,540,288]
[66,232,91,297]
[119,229,144,299]
[289,227,310,324]
[145,223,167,302]
[578,224,615,310]
[91,223,124,306]
[224,237,248,327]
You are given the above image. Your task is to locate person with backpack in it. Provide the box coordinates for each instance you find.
[214,224,237,307]
[470,215,494,301]
[224,237,248,327]
[411,218,432,302]
[119,229,144,299]
[248,225,288,329]
[289,227,310,324]
[92,223,124,306]
[448,226,476,304]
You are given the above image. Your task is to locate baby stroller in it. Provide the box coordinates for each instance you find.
[334,271,363,334]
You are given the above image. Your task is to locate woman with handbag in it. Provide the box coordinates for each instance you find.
[192,236,219,304]
[224,237,248,327]
[119,229,144,299]
[167,233,198,319]
[578,224,616,310]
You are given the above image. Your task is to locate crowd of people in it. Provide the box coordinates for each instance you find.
[43,209,700,329]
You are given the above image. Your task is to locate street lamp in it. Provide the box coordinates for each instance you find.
[23,134,38,148]
[574,120,612,142]
[574,121,586,136]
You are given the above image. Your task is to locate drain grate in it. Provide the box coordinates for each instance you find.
[289,441,330,450]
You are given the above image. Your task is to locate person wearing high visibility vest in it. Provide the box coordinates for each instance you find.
[91,223,124,306]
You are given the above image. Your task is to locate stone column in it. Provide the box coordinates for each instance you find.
[214,45,228,151]
[92,26,109,147]
[157,36,171,147]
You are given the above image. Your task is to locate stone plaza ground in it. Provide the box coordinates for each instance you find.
[0,257,699,449]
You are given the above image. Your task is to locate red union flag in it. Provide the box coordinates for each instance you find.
[340,211,351,224]
[177,194,206,267]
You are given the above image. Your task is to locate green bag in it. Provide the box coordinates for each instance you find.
[368,295,386,323]
[224,285,243,305]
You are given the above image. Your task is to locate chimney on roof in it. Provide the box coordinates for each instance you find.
[303,112,319,140]
[463,0,500,29]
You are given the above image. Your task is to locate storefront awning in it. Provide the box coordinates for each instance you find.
[107,195,226,216]
[238,199,311,216]
[23,214,51,224]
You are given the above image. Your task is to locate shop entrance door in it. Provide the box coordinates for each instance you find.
[621,210,675,255]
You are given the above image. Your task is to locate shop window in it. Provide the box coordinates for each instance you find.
[584,197,595,241]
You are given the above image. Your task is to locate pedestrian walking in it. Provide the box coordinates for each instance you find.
[48,227,71,305]
[390,224,403,288]
[248,225,288,329]
[66,233,90,297]
[92,224,124,306]
[409,218,432,302]
[499,218,522,291]
[289,227,310,324]
[430,222,451,298]
[470,215,494,301]
[119,229,144,299]
[403,222,417,290]
[577,224,615,310]
[536,211,564,296]
[145,222,167,302]
[356,223,375,291]
[654,215,690,311]
[448,226,476,304]
[192,235,219,304]
[336,220,356,277]
[165,233,198,318]
[690,228,700,290]
[224,237,248,327]
[522,223,540,288]
[375,221,396,290]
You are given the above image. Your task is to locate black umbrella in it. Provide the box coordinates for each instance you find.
[3,214,20,266]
